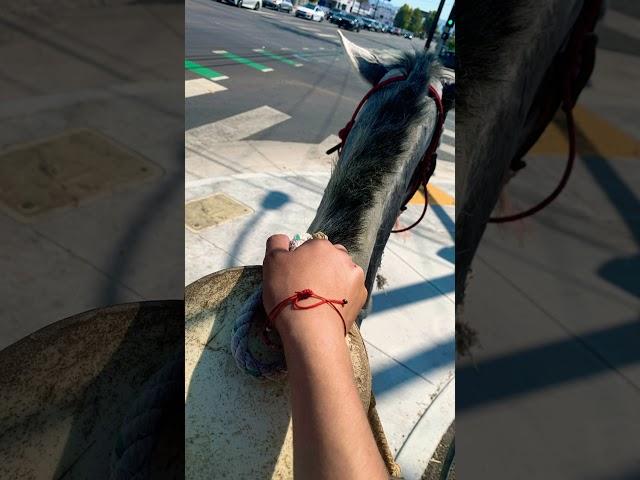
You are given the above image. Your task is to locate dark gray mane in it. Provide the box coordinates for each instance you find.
[457,1,539,119]
[311,51,440,253]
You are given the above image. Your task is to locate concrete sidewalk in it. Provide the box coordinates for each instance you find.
[185,129,455,478]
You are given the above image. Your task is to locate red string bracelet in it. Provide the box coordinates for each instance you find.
[266,289,348,337]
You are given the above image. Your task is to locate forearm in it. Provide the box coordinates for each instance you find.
[281,314,388,480]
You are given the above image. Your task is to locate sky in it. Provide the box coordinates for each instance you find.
[388,0,453,17]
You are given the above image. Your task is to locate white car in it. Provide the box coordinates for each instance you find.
[295,3,325,21]
[218,0,262,10]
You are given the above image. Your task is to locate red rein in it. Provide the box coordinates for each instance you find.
[488,0,602,223]
[267,289,348,336]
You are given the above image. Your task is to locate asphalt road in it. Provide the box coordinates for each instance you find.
[186,0,454,160]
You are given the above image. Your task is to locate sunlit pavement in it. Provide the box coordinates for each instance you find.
[0,3,184,350]
[185,124,455,479]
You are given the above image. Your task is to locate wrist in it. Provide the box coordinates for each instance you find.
[276,307,346,347]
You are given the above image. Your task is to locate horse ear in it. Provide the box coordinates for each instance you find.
[338,30,389,85]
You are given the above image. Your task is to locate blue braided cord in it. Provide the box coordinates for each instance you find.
[231,288,286,380]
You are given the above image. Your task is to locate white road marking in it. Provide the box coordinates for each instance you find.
[302,47,310,50]
[261,68,275,72]
[280,47,290,50]
[186,105,291,144]
[604,9,640,40]
[443,128,455,140]
[439,143,455,155]
[316,33,335,38]
[212,50,227,54]
[185,78,227,98]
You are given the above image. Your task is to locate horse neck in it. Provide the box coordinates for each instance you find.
[455,0,584,306]
[308,99,437,295]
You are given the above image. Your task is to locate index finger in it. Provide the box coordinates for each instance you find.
[265,234,290,256]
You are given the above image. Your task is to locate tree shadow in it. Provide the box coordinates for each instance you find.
[226,190,291,267]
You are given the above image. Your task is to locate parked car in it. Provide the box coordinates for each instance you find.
[326,8,343,22]
[218,0,261,9]
[380,24,389,33]
[278,0,293,12]
[328,10,346,23]
[403,31,413,39]
[360,17,379,31]
[335,13,361,31]
[263,0,279,9]
[294,3,325,21]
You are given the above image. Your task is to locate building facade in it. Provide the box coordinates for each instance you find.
[372,1,397,26]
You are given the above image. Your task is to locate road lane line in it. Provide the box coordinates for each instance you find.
[186,106,291,144]
[316,33,335,38]
[408,184,455,206]
[530,105,640,157]
[185,78,227,98]
[253,48,303,67]
[212,50,274,73]
[184,59,228,81]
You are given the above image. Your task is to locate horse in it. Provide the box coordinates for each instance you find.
[184,32,452,478]
[455,0,605,352]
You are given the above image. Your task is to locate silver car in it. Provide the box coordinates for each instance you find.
[278,0,293,13]
[218,0,262,10]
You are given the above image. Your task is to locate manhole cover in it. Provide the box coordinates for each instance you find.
[185,193,252,232]
[0,128,161,220]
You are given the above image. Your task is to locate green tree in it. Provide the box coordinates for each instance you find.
[408,8,424,34]
[422,10,436,33]
[446,36,455,51]
[393,4,413,29]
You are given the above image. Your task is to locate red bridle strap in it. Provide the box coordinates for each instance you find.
[327,75,445,233]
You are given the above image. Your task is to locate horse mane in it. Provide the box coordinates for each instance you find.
[457,1,540,120]
[311,51,440,252]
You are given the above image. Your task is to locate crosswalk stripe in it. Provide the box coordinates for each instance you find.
[443,128,455,139]
[439,143,455,155]
[212,50,274,73]
[184,59,228,81]
[185,78,227,98]
[253,49,303,67]
[603,9,640,40]
[186,105,291,144]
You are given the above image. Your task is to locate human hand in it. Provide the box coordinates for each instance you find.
[261,234,368,338]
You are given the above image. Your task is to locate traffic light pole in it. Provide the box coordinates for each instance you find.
[424,0,446,51]
[438,2,455,55]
